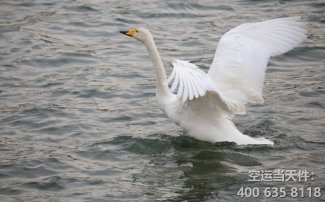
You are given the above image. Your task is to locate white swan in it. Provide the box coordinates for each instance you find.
[120,17,307,145]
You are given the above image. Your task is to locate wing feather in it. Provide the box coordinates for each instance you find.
[182,75,190,102]
[208,17,307,114]
[167,59,221,102]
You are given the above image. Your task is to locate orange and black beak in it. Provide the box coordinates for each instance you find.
[120,31,128,35]
[119,28,138,37]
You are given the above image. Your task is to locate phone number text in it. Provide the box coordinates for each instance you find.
[237,186,322,198]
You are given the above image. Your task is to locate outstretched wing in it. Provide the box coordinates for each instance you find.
[167,59,243,113]
[208,17,307,114]
[167,59,219,102]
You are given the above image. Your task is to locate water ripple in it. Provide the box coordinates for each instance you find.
[0,0,324,201]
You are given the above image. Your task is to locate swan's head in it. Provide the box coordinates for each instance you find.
[120,27,153,43]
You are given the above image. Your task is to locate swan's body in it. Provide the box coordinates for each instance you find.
[121,17,307,145]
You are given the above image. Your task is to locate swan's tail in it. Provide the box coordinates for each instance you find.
[236,134,274,145]
[215,117,274,145]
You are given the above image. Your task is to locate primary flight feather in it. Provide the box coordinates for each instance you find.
[120,17,307,145]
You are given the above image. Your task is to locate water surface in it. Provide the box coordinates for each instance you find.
[0,0,324,201]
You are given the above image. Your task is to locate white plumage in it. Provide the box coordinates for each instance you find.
[167,59,217,102]
[121,17,307,145]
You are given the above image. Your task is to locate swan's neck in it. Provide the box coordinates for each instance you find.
[144,37,170,97]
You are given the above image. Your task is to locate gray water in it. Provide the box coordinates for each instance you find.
[0,0,324,201]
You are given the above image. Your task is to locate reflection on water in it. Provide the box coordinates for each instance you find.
[0,0,324,201]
